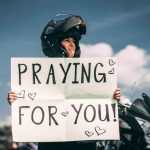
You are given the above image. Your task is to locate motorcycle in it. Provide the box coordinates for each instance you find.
[96,92,150,150]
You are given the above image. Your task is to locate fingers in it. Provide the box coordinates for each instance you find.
[7,91,17,105]
[12,141,18,149]
[113,88,121,102]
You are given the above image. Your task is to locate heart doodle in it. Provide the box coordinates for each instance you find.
[61,112,69,117]
[108,68,114,74]
[16,90,25,99]
[109,59,116,66]
[28,93,36,100]
[95,126,106,136]
[85,131,94,137]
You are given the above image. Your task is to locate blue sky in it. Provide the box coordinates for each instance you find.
[0,0,150,125]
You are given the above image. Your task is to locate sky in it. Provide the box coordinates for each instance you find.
[0,0,150,126]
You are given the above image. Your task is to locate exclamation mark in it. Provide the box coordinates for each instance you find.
[111,103,117,121]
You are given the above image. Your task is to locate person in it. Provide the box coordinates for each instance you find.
[8,14,121,150]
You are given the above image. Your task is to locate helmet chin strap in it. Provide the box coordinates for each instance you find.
[60,46,69,57]
[47,40,69,57]
[74,47,81,58]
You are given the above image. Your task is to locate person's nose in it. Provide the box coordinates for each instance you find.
[69,40,75,47]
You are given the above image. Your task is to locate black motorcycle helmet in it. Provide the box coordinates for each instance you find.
[41,14,86,57]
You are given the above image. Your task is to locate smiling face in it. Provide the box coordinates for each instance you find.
[60,37,76,58]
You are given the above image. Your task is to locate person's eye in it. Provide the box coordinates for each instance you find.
[64,38,69,41]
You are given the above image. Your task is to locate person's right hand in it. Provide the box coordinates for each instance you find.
[7,91,17,105]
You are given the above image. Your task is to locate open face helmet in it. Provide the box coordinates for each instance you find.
[41,14,86,57]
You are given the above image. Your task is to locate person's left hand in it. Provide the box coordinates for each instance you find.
[113,88,121,102]
[7,91,17,105]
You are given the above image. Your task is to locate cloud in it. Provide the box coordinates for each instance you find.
[80,42,150,98]
[116,45,150,99]
[80,43,113,57]
[116,45,150,87]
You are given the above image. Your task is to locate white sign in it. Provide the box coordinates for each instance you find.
[11,58,119,142]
